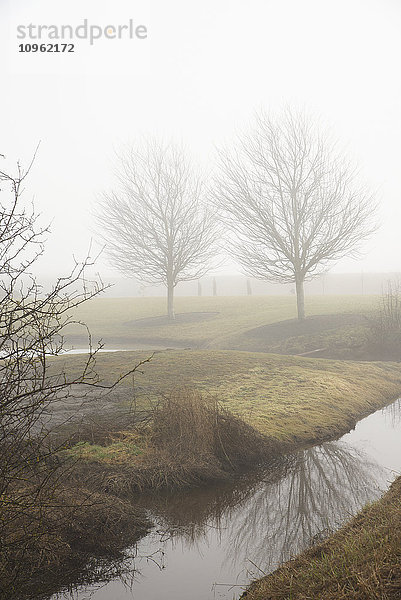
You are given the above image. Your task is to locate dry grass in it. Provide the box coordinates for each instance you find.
[151,388,277,469]
[66,388,278,494]
[52,349,401,445]
[244,476,401,600]
[1,481,150,600]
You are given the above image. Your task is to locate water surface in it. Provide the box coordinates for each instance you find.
[52,399,401,600]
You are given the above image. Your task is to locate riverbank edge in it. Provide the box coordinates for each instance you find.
[4,384,401,600]
[242,475,401,600]
[68,389,401,494]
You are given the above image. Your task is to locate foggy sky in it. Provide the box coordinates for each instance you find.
[1,0,401,279]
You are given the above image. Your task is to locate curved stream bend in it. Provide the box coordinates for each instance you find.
[51,399,401,600]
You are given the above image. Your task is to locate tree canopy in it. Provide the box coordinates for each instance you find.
[95,140,219,319]
[213,110,377,319]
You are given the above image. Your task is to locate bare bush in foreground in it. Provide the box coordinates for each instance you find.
[368,279,401,359]
[0,152,146,593]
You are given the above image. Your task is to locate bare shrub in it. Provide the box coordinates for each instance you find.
[1,483,150,600]
[151,388,277,475]
[0,152,149,596]
[368,280,401,359]
[69,388,280,496]
[151,389,217,459]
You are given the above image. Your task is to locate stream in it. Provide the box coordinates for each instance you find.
[51,398,401,600]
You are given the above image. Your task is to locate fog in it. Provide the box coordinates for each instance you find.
[3,6,401,597]
[1,0,401,285]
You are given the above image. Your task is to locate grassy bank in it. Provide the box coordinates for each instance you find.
[1,387,276,599]
[244,475,401,600]
[1,480,151,600]
[63,295,377,350]
[52,349,401,445]
[64,389,277,495]
[6,343,401,598]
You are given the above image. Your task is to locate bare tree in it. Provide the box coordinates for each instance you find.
[214,109,377,319]
[95,140,219,320]
[0,152,144,587]
[246,278,252,296]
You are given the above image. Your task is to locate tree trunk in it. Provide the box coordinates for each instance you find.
[167,282,175,320]
[295,277,305,320]
[247,279,252,296]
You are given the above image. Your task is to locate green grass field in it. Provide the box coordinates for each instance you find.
[49,294,401,600]
[64,294,378,350]
[54,292,401,447]
[53,348,401,445]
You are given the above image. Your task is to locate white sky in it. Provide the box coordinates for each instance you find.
[1,0,401,278]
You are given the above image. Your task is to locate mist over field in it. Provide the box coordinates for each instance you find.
[1,0,401,283]
[2,2,401,600]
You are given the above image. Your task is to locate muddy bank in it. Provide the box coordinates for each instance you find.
[1,483,151,600]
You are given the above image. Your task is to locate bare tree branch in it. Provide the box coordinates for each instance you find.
[94,139,220,319]
[0,151,150,575]
[213,109,377,319]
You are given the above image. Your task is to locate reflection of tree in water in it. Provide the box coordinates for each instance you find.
[134,456,290,549]
[46,466,282,600]
[48,439,387,599]
[226,441,385,573]
[43,553,140,600]
[140,441,385,575]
